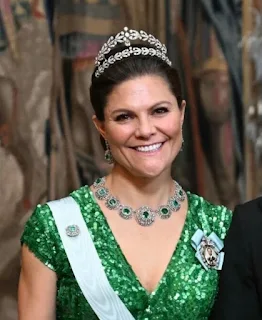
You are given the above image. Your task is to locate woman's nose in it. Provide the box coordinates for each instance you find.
[135,117,156,138]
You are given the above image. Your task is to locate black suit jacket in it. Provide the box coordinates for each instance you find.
[210,197,262,319]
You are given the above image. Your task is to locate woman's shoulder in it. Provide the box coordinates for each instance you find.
[24,185,92,229]
[187,192,232,240]
[21,203,58,271]
[21,186,94,272]
[22,202,54,234]
[187,192,232,217]
[70,185,92,202]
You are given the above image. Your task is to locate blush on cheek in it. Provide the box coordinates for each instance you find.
[169,126,182,141]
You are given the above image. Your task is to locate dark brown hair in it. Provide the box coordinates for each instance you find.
[90,44,183,122]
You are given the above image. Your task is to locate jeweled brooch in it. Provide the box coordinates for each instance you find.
[66,224,80,237]
[191,229,224,270]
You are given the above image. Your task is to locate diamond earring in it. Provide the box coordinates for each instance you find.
[104,140,114,164]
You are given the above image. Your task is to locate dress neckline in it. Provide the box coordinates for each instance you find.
[86,186,192,297]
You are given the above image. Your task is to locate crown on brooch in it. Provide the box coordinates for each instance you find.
[94,27,172,78]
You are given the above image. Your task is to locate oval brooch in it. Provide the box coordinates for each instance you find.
[191,229,224,271]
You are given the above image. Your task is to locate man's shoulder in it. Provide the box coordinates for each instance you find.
[233,196,262,233]
[235,196,262,216]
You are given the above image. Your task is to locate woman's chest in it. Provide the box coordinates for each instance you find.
[56,247,219,320]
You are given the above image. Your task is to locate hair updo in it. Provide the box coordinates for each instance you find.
[90,44,183,122]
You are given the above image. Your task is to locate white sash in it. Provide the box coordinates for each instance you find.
[48,196,135,320]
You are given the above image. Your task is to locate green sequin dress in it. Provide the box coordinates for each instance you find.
[21,186,232,320]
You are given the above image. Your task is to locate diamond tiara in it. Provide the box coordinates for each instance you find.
[94,27,172,78]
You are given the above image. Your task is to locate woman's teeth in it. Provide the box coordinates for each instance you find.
[135,143,162,152]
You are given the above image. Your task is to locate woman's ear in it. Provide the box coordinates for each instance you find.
[92,115,106,139]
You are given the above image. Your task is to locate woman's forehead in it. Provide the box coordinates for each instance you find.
[105,75,175,110]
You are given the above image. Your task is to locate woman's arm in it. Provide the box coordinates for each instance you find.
[18,245,57,320]
[210,205,262,319]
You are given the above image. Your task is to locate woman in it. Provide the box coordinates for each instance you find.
[18,27,232,320]
[210,198,262,319]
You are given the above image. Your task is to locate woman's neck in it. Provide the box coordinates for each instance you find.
[105,166,174,209]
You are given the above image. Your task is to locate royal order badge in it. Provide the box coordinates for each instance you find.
[191,229,224,271]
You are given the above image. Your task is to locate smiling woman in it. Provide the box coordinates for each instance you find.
[18,27,232,320]
[92,75,185,179]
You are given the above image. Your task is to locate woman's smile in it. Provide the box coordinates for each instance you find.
[130,141,166,154]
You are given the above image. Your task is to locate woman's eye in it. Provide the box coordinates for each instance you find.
[115,114,131,122]
[153,107,169,114]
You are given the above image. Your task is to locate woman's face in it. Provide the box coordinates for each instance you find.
[93,75,185,179]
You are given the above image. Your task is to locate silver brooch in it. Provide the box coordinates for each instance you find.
[66,224,80,237]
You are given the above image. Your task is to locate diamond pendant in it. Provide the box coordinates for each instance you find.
[135,206,156,226]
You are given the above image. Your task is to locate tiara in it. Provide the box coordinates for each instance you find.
[94,27,172,78]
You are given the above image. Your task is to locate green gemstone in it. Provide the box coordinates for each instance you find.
[70,226,75,231]
[105,153,111,160]
[123,208,131,215]
[96,178,102,183]
[99,188,106,196]
[109,199,116,205]
[161,208,169,215]
[179,190,183,196]
[173,200,179,207]
[143,211,149,218]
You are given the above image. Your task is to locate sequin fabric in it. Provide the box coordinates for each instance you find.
[21,187,232,320]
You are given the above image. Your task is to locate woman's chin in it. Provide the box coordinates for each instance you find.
[128,165,168,179]
[113,156,173,179]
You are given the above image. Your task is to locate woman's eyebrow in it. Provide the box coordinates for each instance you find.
[110,101,172,115]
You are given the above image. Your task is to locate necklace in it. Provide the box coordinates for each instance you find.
[92,177,186,227]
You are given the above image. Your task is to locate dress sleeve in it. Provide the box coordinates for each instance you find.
[21,204,57,272]
[209,206,261,320]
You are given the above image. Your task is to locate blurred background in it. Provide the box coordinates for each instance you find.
[0,0,261,318]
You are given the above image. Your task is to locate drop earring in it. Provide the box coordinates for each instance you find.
[180,137,184,152]
[104,140,114,164]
